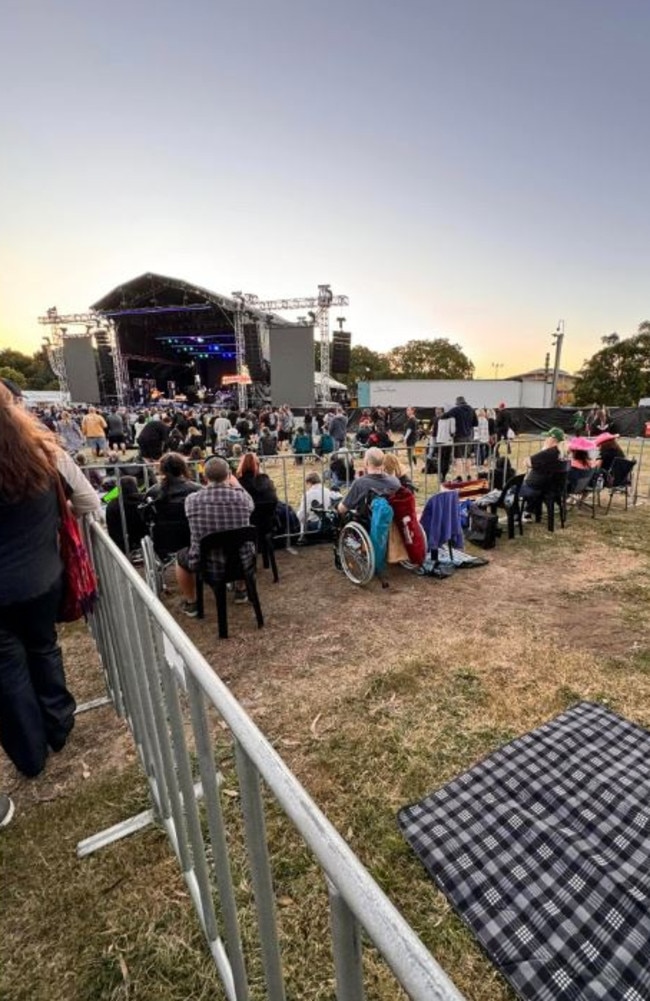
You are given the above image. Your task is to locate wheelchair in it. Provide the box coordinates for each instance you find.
[332,491,428,586]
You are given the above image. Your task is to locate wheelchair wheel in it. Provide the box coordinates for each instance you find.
[338,522,375,586]
[400,523,429,570]
[141,536,163,596]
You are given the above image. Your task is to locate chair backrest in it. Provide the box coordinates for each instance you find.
[497,473,525,507]
[251,500,277,535]
[199,526,257,581]
[568,469,595,495]
[607,457,636,488]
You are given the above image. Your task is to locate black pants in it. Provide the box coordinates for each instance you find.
[0,577,75,777]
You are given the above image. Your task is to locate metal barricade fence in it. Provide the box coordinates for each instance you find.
[83,520,466,1001]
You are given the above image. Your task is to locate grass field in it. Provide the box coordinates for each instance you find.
[2,460,650,1000]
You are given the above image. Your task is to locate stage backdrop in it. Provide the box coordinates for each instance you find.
[63,336,101,404]
[269,324,314,407]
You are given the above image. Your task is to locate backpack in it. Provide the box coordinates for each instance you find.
[272,501,301,547]
[467,503,499,549]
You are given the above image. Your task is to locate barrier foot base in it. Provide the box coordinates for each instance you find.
[77,807,155,857]
[75,696,112,715]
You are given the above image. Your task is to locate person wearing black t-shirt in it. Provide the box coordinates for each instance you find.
[521,428,567,519]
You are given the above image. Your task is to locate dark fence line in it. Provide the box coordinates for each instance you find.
[344,406,650,436]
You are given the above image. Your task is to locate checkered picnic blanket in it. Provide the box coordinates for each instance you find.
[398,702,650,1001]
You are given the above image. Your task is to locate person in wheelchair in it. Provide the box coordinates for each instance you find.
[142,451,202,557]
[337,447,400,517]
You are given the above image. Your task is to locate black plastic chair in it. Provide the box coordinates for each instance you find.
[532,470,568,532]
[490,473,525,539]
[251,501,279,582]
[195,527,264,639]
[603,457,636,514]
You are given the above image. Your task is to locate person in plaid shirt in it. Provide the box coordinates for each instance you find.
[176,457,254,616]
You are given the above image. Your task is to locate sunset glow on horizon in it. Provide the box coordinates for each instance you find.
[2,0,649,380]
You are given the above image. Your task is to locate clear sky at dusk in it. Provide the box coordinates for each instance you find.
[2,0,649,377]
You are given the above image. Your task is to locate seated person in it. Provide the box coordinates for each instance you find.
[236,452,278,506]
[520,428,567,519]
[316,429,335,457]
[296,471,335,535]
[594,432,625,475]
[338,447,400,516]
[329,448,355,488]
[175,457,255,615]
[566,437,596,496]
[105,475,147,554]
[367,422,392,450]
[383,452,416,493]
[355,423,372,447]
[292,426,312,464]
[143,452,202,555]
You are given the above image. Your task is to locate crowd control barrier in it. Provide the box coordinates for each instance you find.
[83,520,466,1001]
[84,433,650,557]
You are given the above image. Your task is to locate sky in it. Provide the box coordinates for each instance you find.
[2,0,649,378]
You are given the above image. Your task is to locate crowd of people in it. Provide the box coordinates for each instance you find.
[0,372,633,820]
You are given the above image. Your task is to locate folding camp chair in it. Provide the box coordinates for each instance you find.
[602,457,636,514]
[567,469,598,519]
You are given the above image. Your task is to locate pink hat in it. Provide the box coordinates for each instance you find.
[568,436,595,451]
[593,432,620,446]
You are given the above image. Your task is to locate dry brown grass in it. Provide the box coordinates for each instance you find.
[2,498,650,1000]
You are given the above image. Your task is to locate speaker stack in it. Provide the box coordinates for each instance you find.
[244,323,265,380]
[331,331,351,373]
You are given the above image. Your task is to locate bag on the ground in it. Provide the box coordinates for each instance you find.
[55,477,98,621]
[272,501,301,547]
[467,503,499,550]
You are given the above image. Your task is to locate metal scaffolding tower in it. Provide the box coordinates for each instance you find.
[241,285,349,394]
[37,308,129,405]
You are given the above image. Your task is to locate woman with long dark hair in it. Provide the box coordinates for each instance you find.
[0,382,100,777]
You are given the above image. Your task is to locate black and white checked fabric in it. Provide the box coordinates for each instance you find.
[398,702,650,1001]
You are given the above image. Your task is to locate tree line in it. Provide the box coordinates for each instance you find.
[7,324,650,407]
[0,348,59,391]
[319,338,476,385]
[574,321,650,407]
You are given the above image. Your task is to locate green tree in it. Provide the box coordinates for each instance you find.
[347,344,391,384]
[386,338,474,379]
[0,365,27,388]
[574,324,650,406]
[0,347,58,390]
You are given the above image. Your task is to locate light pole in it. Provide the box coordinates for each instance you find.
[491,362,503,379]
[550,320,565,406]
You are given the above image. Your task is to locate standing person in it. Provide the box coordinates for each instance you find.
[81,405,108,458]
[56,411,85,455]
[431,406,455,481]
[476,409,490,468]
[403,407,419,468]
[0,382,100,777]
[572,409,587,435]
[495,403,513,452]
[585,403,600,437]
[329,407,348,451]
[106,408,127,456]
[213,410,232,451]
[443,396,477,478]
[137,413,171,461]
